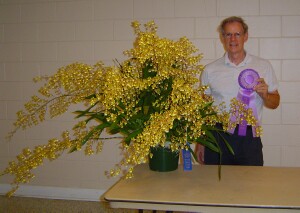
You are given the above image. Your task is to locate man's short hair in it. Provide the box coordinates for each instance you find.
[218,16,248,35]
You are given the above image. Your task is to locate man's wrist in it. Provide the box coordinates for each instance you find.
[262,93,268,101]
[265,93,269,101]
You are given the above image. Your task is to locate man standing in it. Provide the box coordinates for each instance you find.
[201,16,280,165]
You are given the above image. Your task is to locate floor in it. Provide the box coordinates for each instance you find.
[0,195,157,213]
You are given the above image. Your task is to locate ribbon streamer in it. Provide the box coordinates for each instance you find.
[229,69,260,137]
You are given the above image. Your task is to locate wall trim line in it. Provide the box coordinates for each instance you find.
[0,184,105,201]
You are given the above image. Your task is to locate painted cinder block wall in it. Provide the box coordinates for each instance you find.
[0,0,300,200]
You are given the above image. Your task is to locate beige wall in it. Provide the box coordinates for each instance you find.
[0,0,300,200]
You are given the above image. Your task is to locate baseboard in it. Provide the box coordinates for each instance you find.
[0,184,105,202]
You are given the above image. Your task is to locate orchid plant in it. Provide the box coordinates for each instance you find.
[1,21,260,197]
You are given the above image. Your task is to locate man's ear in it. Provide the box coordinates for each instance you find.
[244,32,249,42]
[219,33,225,44]
[219,33,226,51]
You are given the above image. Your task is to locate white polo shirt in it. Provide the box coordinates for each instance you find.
[201,52,279,123]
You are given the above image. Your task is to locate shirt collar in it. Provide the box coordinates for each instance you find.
[224,51,251,67]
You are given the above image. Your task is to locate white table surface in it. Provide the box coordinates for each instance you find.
[104,164,300,212]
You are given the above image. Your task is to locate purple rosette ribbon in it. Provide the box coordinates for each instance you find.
[229,69,260,137]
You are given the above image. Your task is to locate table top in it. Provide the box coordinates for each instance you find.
[104,164,300,211]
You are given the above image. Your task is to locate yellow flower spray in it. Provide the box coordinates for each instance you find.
[1,21,260,197]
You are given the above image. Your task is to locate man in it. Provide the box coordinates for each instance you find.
[200,16,280,165]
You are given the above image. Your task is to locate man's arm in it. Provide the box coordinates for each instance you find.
[254,78,280,109]
[262,90,280,109]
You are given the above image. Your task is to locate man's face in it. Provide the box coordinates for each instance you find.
[221,22,248,56]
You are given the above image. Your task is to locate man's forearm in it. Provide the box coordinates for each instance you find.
[263,91,280,109]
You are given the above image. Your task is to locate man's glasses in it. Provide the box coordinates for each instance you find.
[223,32,243,39]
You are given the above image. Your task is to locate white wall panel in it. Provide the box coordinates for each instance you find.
[0,0,299,200]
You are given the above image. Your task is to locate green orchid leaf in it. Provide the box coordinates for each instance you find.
[69,123,109,153]
[187,145,199,163]
[124,129,143,145]
[142,61,156,79]
[194,137,219,153]
[84,94,97,99]
[218,132,234,155]
[108,122,122,134]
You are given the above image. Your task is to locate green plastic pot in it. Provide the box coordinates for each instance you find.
[149,146,179,172]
